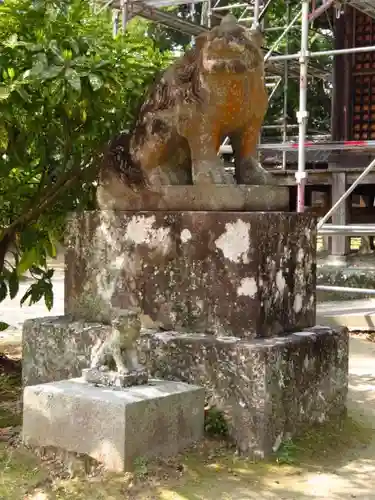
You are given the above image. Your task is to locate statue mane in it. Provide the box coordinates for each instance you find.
[100,40,207,187]
[137,40,206,118]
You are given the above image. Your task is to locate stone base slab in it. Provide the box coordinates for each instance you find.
[81,367,148,387]
[96,184,289,212]
[22,378,204,472]
[140,326,348,457]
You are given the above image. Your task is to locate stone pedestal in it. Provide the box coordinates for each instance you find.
[21,188,349,461]
[22,316,348,458]
[139,327,348,457]
[22,378,204,472]
[65,210,316,337]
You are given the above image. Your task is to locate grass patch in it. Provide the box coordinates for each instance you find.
[204,406,229,438]
[274,415,373,467]
[0,443,50,499]
[0,415,372,499]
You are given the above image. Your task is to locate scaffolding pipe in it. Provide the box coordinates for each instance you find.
[120,0,128,31]
[296,0,309,213]
[268,78,282,101]
[258,0,273,23]
[269,45,375,62]
[318,224,375,235]
[264,8,302,62]
[211,3,249,10]
[317,285,375,295]
[207,0,212,28]
[309,0,335,22]
[317,157,375,229]
[253,0,260,27]
[112,9,119,36]
[98,0,115,14]
[282,0,290,171]
[263,124,299,129]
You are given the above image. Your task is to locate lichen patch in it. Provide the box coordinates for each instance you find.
[180,228,192,243]
[125,215,171,254]
[215,219,250,263]
[237,277,257,298]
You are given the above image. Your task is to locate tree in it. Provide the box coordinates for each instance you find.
[0,0,169,329]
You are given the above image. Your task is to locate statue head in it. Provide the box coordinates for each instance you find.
[111,309,141,338]
[197,14,265,75]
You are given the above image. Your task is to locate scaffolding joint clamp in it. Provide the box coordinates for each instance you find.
[299,50,310,63]
[296,110,309,123]
[295,171,308,183]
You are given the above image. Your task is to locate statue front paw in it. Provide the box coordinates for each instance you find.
[237,157,276,185]
[117,366,129,375]
[98,365,109,373]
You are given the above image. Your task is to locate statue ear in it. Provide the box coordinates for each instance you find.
[194,32,208,51]
[247,27,264,48]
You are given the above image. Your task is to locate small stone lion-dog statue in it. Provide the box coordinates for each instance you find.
[82,309,148,387]
[101,14,273,193]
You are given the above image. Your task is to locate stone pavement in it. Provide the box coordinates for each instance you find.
[317,298,375,330]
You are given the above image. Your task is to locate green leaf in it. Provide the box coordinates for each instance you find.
[45,237,57,258]
[4,34,18,48]
[29,60,45,77]
[45,269,55,279]
[48,79,64,105]
[8,270,19,299]
[88,73,103,91]
[42,65,63,80]
[0,322,9,332]
[0,281,7,301]
[0,125,8,151]
[65,68,81,93]
[44,286,53,310]
[18,247,38,275]
[20,288,33,307]
[0,85,10,101]
[16,86,31,102]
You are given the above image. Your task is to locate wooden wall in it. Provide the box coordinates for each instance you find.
[332,6,375,141]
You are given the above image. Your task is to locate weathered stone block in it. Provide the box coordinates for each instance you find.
[22,378,204,472]
[65,211,316,338]
[97,184,290,212]
[22,316,348,459]
[22,316,104,387]
[139,326,348,457]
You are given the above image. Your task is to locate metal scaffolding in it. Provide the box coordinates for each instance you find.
[102,0,375,216]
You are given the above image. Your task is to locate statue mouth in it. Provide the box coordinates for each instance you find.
[206,41,247,58]
[203,56,251,73]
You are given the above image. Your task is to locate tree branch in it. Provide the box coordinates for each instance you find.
[0,161,96,273]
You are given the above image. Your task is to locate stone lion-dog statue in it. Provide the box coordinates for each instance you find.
[101,13,273,191]
[82,309,148,387]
